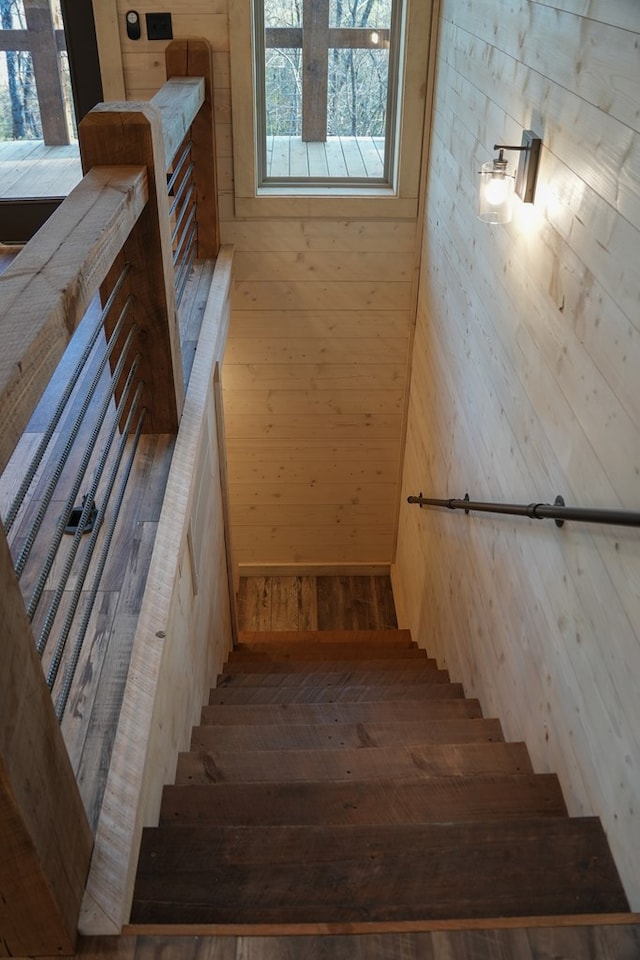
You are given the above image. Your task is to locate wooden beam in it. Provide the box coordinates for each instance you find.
[302,0,330,141]
[151,77,204,171]
[164,38,220,259]
[0,529,93,956]
[79,101,186,432]
[0,165,148,473]
[23,0,71,145]
[266,27,390,49]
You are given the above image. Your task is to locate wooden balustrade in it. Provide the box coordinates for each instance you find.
[0,43,222,953]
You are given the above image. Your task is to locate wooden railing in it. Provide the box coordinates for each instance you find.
[0,38,229,955]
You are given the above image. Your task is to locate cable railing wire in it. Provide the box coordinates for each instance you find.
[36,364,142,659]
[175,221,197,307]
[47,389,145,693]
[166,139,193,197]
[14,298,134,581]
[3,263,131,534]
[55,405,147,719]
[25,322,139,621]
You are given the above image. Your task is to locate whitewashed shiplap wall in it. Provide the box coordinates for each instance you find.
[393,0,640,908]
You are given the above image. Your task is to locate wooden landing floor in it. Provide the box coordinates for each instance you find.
[238,574,397,631]
[0,139,82,198]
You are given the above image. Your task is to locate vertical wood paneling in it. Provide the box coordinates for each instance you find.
[393,0,640,911]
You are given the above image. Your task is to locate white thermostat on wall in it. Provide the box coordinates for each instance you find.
[126,10,141,40]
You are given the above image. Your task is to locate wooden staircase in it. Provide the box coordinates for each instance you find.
[130,629,629,928]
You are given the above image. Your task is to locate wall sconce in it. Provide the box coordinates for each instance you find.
[478,130,542,224]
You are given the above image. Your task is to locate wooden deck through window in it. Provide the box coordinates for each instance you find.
[266,135,385,179]
[0,139,82,198]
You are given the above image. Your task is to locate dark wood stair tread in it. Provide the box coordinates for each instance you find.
[159,774,568,826]
[131,819,629,923]
[238,630,415,646]
[175,741,535,784]
[216,667,451,688]
[190,718,504,752]
[226,654,437,670]
[231,646,427,663]
[200,698,484,725]
[132,627,630,927]
[208,682,465,705]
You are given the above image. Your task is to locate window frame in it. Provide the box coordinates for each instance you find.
[255,0,403,187]
[228,0,433,219]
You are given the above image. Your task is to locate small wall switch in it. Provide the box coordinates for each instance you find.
[125,10,141,40]
[146,12,173,40]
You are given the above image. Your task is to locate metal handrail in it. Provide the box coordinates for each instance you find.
[407,493,640,529]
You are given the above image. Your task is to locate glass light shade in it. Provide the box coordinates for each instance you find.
[478,160,515,223]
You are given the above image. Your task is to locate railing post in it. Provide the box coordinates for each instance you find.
[165,38,220,258]
[79,103,185,432]
[0,529,93,955]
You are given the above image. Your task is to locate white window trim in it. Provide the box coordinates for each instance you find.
[228,0,433,219]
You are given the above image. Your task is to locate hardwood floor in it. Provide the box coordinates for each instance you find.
[94,927,640,959]
[238,575,398,631]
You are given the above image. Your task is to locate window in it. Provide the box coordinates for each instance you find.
[255,0,402,184]
[229,0,433,214]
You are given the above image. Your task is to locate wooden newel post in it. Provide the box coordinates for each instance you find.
[0,530,93,956]
[165,38,220,259]
[79,103,185,433]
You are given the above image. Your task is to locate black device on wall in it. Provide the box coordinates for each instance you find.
[126,10,141,40]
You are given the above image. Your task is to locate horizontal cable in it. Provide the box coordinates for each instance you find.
[169,161,195,219]
[166,140,193,196]
[14,297,134,580]
[25,323,138,621]
[175,222,197,307]
[3,263,131,534]
[173,203,197,268]
[36,362,142,659]
[54,405,147,719]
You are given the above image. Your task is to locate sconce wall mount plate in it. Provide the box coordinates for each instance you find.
[514,129,541,203]
[478,129,542,224]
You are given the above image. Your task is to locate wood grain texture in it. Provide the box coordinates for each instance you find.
[0,530,92,955]
[0,166,147,472]
[60,925,640,960]
[175,741,534,784]
[190,717,504,751]
[79,251,234,935]
[79,102,185,434]
[164,39,220,258]
[392,0,640,912]
[159,774,567,826]
[131,819,628,923]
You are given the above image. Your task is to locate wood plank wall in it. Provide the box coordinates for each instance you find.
[104,0,417,573]
[392,0,640,910]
